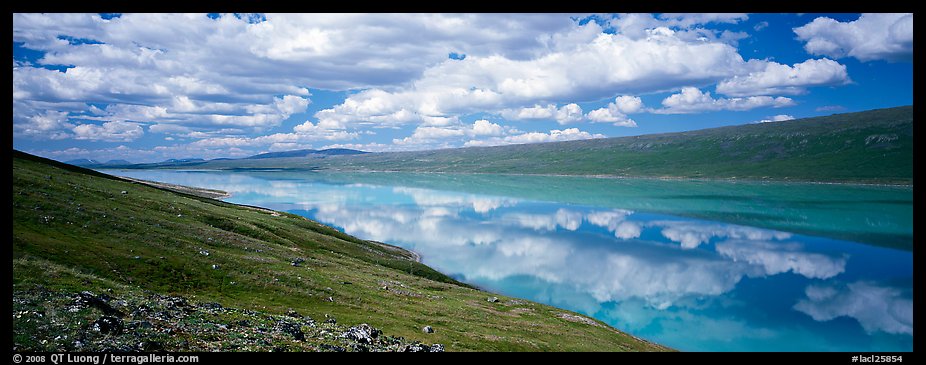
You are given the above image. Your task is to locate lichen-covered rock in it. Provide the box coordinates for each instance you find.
[15,288,449,352]
[342,323,380,344]
[92,316,123,335]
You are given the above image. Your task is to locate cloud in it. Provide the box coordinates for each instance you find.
[28,143,262,163]
[815,105,846,112]
[715,240,847,279]
[657,13,750,28]
[753,114,795,124]
[392,119,517,148]
[794,13,913,62]
[314,27,755,127]
[392,187,519,216]
[610,13,749,44]
[464,128,605,147]
[471,119,506,136]
[716,58,850,97]
[12,13,874,157]
[554,103,585,124]
[656,87,795,114]
[503,209,584,231]
[12,13,581,141]
[13,110,74,140]
[72,121,144,142]
[499,103,585,124]
[185,120,361,153]
[794,281,913,335]
[586,95,642,127]
[299,198,754,309]
[586,209,641,239]
[628,14,753,47]
[754,21,769,31]
[655,220,792,249]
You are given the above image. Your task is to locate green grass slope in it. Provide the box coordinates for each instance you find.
[12,150,668,352]
[178,106,912,184]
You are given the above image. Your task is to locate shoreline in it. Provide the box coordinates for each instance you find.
[321,169,913,188]
[121,176,232,199]
[125,175,428,264]
[123,177,661,347]
[107,166,912,188]
[368,240,422,263]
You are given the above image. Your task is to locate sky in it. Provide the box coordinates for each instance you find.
[12,13,914,163]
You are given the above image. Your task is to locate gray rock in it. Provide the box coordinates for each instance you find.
[487,296,499,303]
[92,316,123,335]
[404,343,429,352]
[74,291,123,316]
[211,264,220,270]
[137,341,163,351]
[361,323,380,338]
[430,344,445,352]
[422,325,434,333]
[277,321,304,341]
[342,324,377,344]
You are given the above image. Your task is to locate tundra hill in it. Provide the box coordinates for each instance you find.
[166,106,912,184]
[12,150,668,352]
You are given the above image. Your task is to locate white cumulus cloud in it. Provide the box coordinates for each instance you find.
[753,115,795,124]
[586,95,642,127]
[464,128,605,147]
[314,28,755,127]
[471,119,506,136]
[72,121,144,142]
[715,240,847,279]
[657,87,795,114]
[716,58,850,97]
[794,281,913,335]
[500,103,585,124]
[794,13,913,62]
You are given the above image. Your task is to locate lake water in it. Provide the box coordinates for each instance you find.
[102,169,913,351]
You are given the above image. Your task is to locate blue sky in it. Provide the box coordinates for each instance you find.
[12,13,913,163]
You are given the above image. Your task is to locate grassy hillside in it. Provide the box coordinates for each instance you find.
[12,150,668,352]
[163,106,912,184]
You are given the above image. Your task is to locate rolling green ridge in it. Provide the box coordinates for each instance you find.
[145,106,912,184]
[12,150,668,352]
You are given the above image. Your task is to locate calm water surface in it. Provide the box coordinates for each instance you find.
[103,170,913,351]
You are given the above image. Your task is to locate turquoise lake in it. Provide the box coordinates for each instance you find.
[101,169,913,351]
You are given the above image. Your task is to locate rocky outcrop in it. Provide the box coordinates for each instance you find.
[13,287,445,352]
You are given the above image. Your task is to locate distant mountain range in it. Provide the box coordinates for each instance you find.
[66,106,912,184]
[66,148,368,169]
[66,159,133,167]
